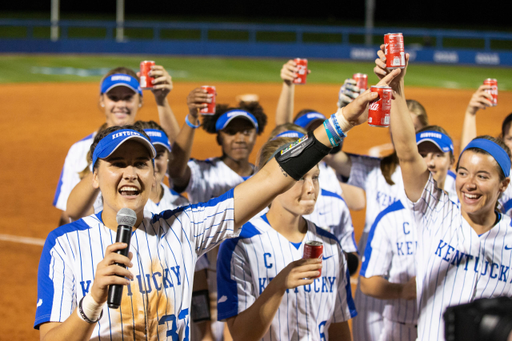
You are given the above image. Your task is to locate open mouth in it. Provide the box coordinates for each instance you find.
[119,186,140,197]
[462,192,481,203]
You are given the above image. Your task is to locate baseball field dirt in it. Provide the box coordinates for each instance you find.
[1,81,511,339]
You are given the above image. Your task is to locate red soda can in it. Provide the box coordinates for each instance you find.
[353,73,368,93]
[200,85,216,115]
[483,78,498,107]
[368,86,392,127]
[293,58,308,85]
[303,241,323,277]
[384,33,405,70]
[140,60,155,89]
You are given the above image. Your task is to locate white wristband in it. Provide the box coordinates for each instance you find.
[77,293,103,323]
[337,108,352,134]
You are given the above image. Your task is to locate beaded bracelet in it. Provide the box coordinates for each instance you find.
[330,113,347,139]
[323,120,341,147]
[185,115,201,129]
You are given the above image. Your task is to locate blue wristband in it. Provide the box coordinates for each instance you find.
[330,114,347,138]
[323,120,340,147]
[185,115,200,129]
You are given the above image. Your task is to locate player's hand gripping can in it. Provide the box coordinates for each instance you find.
[353,73,368,93]
[293,58,308,85]
[140,60,155,89]
[368,86,392,127]
[303,241,323,278]
[200,85,217,115]
[384,33,405,70]
[483,78,498,106]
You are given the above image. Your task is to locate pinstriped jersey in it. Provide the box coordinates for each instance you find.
[499,170,512,216]
[216,214,357,341]
[408,174,512,341]
[319,162,342,196]
[304,189,358,253]
[185,158,252,204]
[53,133,95,211]
[359,200,417,324]
[35,189,237,340]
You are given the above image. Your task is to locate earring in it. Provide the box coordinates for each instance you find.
[100,103,105,107]
[139,103,142,108]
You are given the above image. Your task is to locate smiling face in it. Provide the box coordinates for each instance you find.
[418,142,453,188]
[456,150,509,220]
[218,118,257,162]
[92,140,155,221]
[272,166,320,216]
[100,86,141,127]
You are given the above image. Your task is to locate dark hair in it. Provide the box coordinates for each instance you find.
[101,67,140,83]
[457,135,512,181]
[293,109,318,123]
[79,123,108,179]
[201,101,267,135]
[417,125,455,162]
[133,120,165,132]
[380,152,399,186]
[90,125,150,171]
[267,123,307,141]
[406,99,429,129]
[500,113,512,140]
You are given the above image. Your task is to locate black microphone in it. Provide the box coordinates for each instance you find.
[107,208,137,309]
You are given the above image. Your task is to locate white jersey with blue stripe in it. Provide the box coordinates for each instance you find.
[499,169,512,216]
[35,189,237,339]
[53,133,95,211]
[359,200,417,324]
[304,189,358,253]
[185,157,252,204]
[319,162,342,196]
[216,214,357,341]
[408,174,512,341]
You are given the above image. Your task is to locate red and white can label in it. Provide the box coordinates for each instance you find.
[353,73,368,93]
[200,85,217,115]
[483,78,498,107]
[384,33,405,69]
[303,240,323,277]
[293,58,308,84]
[140,60,155,89]
[368,86,392,127]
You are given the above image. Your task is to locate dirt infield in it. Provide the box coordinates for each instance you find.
[2,81,511,339]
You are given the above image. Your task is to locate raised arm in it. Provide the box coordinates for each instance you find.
[233,69,400,229]
[65,171,99,221]
[374,45,428,202]
[460,85,493,150]
[275,60,298,125]
[168,87,209,192]
[150,65,180,143]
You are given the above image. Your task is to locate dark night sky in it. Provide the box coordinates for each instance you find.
[2,0,511,30]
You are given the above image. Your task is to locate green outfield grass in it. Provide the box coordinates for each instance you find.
[0,55,511,90]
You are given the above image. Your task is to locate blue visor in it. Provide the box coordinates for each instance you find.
[144,129,171,152]
[92,129,156,167]
[416,130,453,153]
[273,130,305,140]
[462,138,511,178]
[100,74,142,96]
[293,112,326,129]
[215,110,259,132]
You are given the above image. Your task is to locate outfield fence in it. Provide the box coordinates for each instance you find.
[1,19,512,66]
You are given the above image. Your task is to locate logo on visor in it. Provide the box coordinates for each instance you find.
[111,75,131,82]
[420,132,442,139]
[111,131,140,139]
[146,131,163,137]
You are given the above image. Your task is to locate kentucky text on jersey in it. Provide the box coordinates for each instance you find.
[434,239,511,282]
[80,265,183,297]
[258,276,337,295]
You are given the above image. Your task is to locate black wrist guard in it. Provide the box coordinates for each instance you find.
[346,252,360,276]
[191,290,211,322]
[275,131,332,181]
